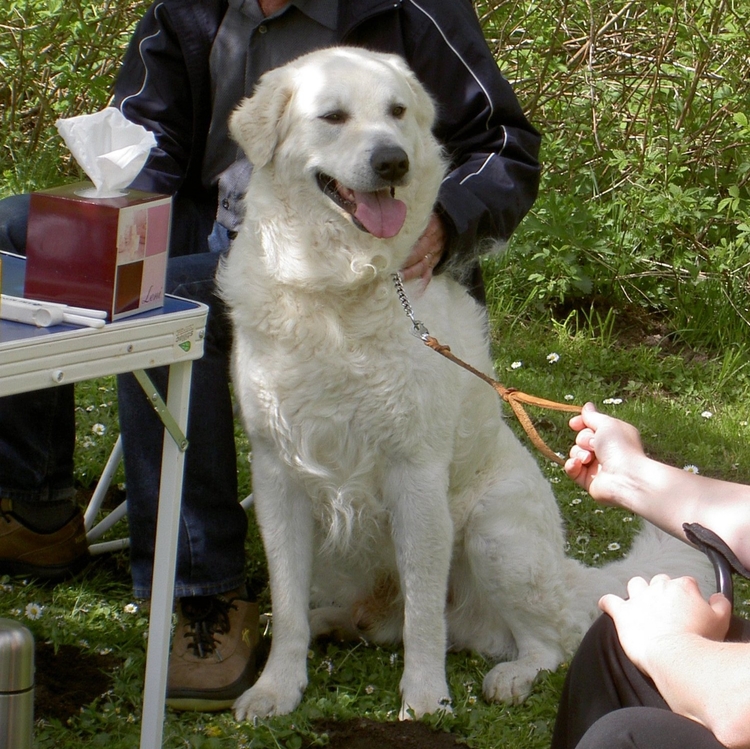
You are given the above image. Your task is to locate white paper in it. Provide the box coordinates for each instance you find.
[56,108,157,198]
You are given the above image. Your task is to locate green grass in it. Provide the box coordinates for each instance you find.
[3,299,750,748]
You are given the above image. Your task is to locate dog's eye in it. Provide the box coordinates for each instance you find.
[391,105,406,119]
[320,110,348,124]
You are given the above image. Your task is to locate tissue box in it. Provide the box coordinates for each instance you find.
[25,181,171,320]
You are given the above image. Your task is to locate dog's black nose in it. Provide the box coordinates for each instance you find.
[371,146,409,183]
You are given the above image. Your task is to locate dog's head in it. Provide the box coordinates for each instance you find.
[229,47,446,287]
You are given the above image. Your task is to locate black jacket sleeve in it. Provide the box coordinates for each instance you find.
[111,0,222,199]
[401,0,541,280]
[110,0,224,255]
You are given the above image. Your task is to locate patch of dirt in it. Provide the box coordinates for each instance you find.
[34,642,120,722]
[32,644,465,748]
[308,718,466,748]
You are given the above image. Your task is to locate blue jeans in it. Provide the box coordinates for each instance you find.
[0,385,76,503]
[119,252,247,598]
[0,194,247,598]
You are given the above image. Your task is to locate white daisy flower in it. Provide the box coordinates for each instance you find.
[683,464,700,474]
[547,352,560,364]
[365,685,375,694]
[701,411,713,419]
[564,394,575,401]
[91,423,106,436]
[603,397,623,405]
[124,603,139,614]
[511,361,523,369]
[25,603,44,620]
[607,542,621,551]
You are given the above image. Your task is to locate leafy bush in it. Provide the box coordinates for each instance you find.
[477,0,750,349]
[2,0,749,348]
[0,0,143,194]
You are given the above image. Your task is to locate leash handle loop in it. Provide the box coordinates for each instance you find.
[423,335,581,466]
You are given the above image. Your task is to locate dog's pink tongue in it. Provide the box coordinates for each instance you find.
[353,189,407,238]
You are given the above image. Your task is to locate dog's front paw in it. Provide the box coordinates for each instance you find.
[233,675,305,721]
[482,661,541,705]
[398,674,452,720]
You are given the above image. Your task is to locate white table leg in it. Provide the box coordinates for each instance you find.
[139,360,193,749]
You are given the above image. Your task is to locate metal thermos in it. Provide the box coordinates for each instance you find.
[0,619,34,749]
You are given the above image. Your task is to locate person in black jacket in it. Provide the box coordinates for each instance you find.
[0,0,541,711]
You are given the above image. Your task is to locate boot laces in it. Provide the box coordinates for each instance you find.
[181,595,239,659]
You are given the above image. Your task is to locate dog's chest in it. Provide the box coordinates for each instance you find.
[246,297,435,479]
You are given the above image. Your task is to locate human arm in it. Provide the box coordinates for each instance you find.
[565,403,750,567]
[110,0,222,196]
[385,0,541,282]
[600,574,750,748]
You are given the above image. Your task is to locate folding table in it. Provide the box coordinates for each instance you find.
[0,252,208,749]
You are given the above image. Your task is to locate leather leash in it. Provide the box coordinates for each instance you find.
[392,274,582,466]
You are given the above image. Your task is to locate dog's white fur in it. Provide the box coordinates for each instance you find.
[219,47,711,721]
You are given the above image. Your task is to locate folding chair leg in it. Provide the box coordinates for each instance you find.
[84,435,130,552]
[84,438,254,555]
[84,435,123,530]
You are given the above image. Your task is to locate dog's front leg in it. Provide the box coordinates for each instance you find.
[233,446,313,721]
[385,463,453,719]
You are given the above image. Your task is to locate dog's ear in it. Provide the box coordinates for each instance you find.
[229,67,294,168]
[384,56,436,132]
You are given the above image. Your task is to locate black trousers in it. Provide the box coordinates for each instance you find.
[551,613,749,749]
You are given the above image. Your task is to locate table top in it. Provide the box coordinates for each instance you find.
[0,252,208,397]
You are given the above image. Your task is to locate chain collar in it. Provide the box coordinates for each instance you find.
[391,273,430,340]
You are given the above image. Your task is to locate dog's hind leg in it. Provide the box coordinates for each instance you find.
[310,571,404,643]
[384,462,454,719]
[233,445,314,721]
[455,474,592,705]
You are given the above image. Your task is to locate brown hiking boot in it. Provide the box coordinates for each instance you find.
[166,591,259,711]
[0,498,90,580]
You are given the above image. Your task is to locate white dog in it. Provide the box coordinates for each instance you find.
[218,47,711,721]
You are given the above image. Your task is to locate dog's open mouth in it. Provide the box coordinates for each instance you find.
[317,173,407,239]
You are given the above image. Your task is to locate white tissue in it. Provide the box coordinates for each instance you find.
[56,108,157,199]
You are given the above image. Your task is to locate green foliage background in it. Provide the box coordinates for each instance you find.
[2,0,749,351]
[477,0,750,349]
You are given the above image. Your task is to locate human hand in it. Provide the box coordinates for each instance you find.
[564,402,646,504]
[400,213,446,284]
[599,574,732,676]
